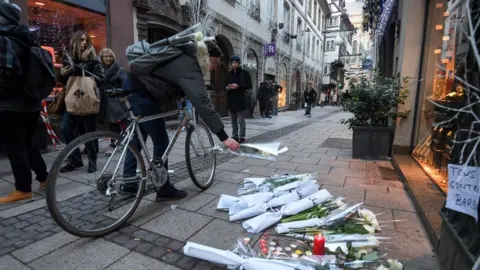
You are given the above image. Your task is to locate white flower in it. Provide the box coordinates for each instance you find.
[359,208,381,232]
[194,32,204,41]
[363,224,376,234]
[354,249,368,259]
[376,265,389,270]
[387,259,403,270]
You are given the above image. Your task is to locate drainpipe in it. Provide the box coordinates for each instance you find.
[409,0,430,153]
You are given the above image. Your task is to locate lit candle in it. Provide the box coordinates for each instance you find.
[313,234,325,255]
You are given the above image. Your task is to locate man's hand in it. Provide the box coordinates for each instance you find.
[223,138,240,151]
[231,83,239,89]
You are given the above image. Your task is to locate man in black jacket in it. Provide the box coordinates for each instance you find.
[257,81,271,118]
[225,55,252,143]
[0,3,48,203]
[304,82,317,118]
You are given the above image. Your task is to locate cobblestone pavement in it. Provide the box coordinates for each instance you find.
[0,107,440,269]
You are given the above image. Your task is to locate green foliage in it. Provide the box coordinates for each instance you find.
[341,73,411,129]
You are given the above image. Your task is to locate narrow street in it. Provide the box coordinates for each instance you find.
[0,107,439,269]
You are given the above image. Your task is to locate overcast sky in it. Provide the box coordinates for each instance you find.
[344,0,363,13]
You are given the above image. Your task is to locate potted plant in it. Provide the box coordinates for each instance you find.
[341,73,410,159]
[288,92,302,111]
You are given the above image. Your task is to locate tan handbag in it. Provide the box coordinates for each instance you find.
[65,70,100,116]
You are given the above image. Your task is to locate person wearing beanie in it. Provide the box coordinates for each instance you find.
[0,2,49,203]
[225,55,252,143]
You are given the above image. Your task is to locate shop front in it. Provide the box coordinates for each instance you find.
[278,63,288,108]
[391,0,479,269]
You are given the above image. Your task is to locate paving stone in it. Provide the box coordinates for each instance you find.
[329,166,366,178]
[321,185,365,203]
[11,231,80,263]
[283,151,311,158]
[23,223,41,232]
[316,174,346,187]
[188,219,258,250]
[267,161,300,171]
[147,246,168,259]
[296,164,331,174]
[0,225,14,234]
[112,234,131,245]
[176,256,198,269]
[289,156,321,165]
[13,221,30,229]
[104,251,180,270]
[135,243,153,254]
[29,238,130,270]
[204,181,239,197]
[33,231,54,241]
[193,261,215,270]
[366,188,416,212]
[176,193,217,212]
[214,171,251,184]
[123,239,141,249]
[1,217,18,226]
[0,246,16,257]
[196,198,230,221]
[0,254,30,270]
[239,158,272,167]
[216,162,248,172]
[166,240,185,251]
[141,208,212,241]
[162,251,183,264]
[0,199,47,219]
[317,159,350,168]
[242,166,276,177]
[153,236,171,246]
[393,210,428,237]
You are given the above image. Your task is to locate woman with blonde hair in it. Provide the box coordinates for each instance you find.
[59,30,104,173]
[97,47,127,155]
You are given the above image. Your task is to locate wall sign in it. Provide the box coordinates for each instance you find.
[264,43,276,57]
[61,0,107,14]
[446,164,480,220]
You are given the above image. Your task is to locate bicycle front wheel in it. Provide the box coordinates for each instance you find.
[46,131,146,238]
[185,122,216,189]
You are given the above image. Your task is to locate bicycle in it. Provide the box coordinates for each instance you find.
[46,89,216,237]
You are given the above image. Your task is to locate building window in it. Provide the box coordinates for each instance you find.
[246,0,260,21]
[326,40,335,51]
[314,0,318,24]
[306,29,311,56]
[316,39,320,59]
[267,0,276,23]
[308,0,313,18]
[324,65,328,75]
[352,40,358,54]
[327,16,338,27]
[298,0,304,5]
[284,3,291,33]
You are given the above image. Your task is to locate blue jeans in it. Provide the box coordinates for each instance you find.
[305,101,313,115]
[122,94,172,188]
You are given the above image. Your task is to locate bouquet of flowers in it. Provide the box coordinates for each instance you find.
[239,173,316,196]
[215,142,288,161]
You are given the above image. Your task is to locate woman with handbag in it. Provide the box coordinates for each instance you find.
[97,48,128,156]
[59,31,104,173]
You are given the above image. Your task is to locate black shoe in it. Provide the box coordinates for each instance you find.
[156,186,187,201]
[60,162,83,173]
[266,115,272,119]
[118,183,139,196]
[239,138,246,144]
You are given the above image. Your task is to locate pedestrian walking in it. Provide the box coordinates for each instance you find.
[303,82,317,118]
[225,55,252,143]
[97,48,128,156]
[257,82,271,118]
[59,31,104,173]
[320,91,326,107]
[0,3,51,203]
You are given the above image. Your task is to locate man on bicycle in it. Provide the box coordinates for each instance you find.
[121,38,239,200]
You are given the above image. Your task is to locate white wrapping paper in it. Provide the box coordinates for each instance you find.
[183,242,312,270]
[242,190,332,233]
[217,193,273,214]
[230,182,319,221]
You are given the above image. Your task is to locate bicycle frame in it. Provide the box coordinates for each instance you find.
[100,97,196,190]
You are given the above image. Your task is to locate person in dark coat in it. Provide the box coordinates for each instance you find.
[0,3,49,204]
[304,82,317,117]
[98,48,128,156]
[225,55,252,143]
[257,81,271,118]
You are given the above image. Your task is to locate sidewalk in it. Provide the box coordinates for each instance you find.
[0,107,439,269]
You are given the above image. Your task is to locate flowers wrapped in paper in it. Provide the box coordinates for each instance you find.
[183,241,338,270]
[242,189,332,233]
[228,180,319,221]
[215,142,288,161]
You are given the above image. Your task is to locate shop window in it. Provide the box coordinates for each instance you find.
[28,0,107,97]
[412,1,472,192]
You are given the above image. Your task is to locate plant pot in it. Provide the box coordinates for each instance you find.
[288,102,300,111]
[352,126,394,159]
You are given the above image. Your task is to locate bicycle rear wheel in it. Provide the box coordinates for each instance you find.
[185,122,216,189]
[46,131,146,238]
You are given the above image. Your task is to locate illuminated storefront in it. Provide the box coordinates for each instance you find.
[410,0,470,193]
[27,0,107,96]
[278,63,288,108]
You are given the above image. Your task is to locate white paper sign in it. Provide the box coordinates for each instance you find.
[446,164,480,220]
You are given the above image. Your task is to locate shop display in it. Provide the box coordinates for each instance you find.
[185,173,404,269]
[411,0,471,193]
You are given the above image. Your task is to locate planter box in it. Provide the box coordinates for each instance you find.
[352,126,393,159]
[288,102,300,111]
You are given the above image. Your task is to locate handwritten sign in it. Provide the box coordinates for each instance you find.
[446,164,480,220]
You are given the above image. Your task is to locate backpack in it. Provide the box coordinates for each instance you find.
[8,36,56,101]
